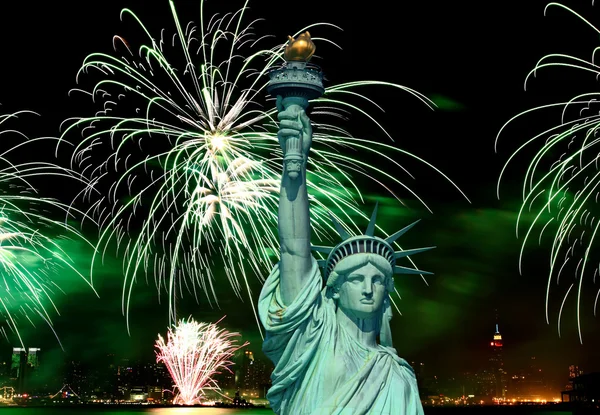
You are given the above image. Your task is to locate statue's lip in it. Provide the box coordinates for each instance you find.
[360,299,374,304]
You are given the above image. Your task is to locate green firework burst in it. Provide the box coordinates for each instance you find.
[61,0,468,333]
[497,2,600,342]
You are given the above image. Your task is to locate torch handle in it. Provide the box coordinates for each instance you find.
[277,96,312,180]
[279,97,309,162]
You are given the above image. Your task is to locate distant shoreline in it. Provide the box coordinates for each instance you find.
[0,403,266,410]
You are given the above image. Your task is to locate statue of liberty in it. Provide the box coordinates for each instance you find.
[258,34,430,415]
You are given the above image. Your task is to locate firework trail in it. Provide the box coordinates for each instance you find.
[155,317,246,405]
[62,0,468,332]
[496,2,600,342]
[0,108,96,347]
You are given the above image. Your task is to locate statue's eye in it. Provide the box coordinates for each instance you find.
[373,276,383,285]
[348,275,363,284]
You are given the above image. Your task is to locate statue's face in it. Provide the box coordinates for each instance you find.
[336,262,387,320]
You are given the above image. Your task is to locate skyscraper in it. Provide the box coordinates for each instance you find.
[235,350,273,398]
[25,348,41,393]
[240,350,254,395]
[565,364,584,392]
[10,348,26,393]
[10,348,25,379]
[411,361,426,398]
[27,348,40,369]
[489,324,507,399]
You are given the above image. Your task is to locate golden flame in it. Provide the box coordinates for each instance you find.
[284,31,316,62]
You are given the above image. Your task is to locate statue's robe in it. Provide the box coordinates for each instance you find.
[258,258,424,415]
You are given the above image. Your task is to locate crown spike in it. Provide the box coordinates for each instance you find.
[393,246,436,260]
[329,213,351,241]
[365,202,379,237]
[385,219,421,244]
[394,266,433,275]
[312,245,333,254]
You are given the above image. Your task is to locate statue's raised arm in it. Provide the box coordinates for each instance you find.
[276,96,313,306]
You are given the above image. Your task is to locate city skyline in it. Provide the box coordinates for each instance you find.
[0,325,579,403]
[0,0,599,403]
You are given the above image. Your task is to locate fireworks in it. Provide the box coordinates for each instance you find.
[496,2,600,341]
[155,317,246,405]
[62,0,467,330]
[0,108,95,346]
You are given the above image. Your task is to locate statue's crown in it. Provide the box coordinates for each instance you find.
[284,31,316,62]
[312,203,435,282]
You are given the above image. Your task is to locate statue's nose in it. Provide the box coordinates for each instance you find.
[362,280,373,295]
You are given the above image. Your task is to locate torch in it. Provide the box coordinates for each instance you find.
[267,32,324,179]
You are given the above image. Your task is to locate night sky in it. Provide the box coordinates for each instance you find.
[2,0,600,393]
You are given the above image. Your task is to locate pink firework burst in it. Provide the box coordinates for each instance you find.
[155,317,247,405]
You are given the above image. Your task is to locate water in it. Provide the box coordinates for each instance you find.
[0,409,273,415]
[0,407,574,415]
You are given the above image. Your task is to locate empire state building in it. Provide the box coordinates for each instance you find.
[490,324,507,399]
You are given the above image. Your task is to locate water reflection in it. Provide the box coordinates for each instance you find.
[0,408,274,415]
[147,408,273,414]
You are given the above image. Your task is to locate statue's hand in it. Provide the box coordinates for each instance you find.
[277,98,313,161]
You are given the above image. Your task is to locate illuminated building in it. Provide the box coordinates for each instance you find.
[64,360,85,396]
[489,324,507,399]
[10,348,26,393]
[147,385,163,402]
[474,369,496,399]
[10,348,25,379]
[411,361,426,398]
[136,362,171,402]
[253,358,273,398]
[236,350,273,398]
[129,385,147,401]
[0,360,8,386]
[25,348,41,393]
[214,365,236,391]
[564,365,584,393]
[8,347,41,394]
[509,356,548,401]
[27,348,40,369]
[561,372,600,407]
[569,365,584,381]
[115,358,133,400]
[240,350,255,396]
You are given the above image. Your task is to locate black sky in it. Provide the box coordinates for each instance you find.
[2,0,600,393]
